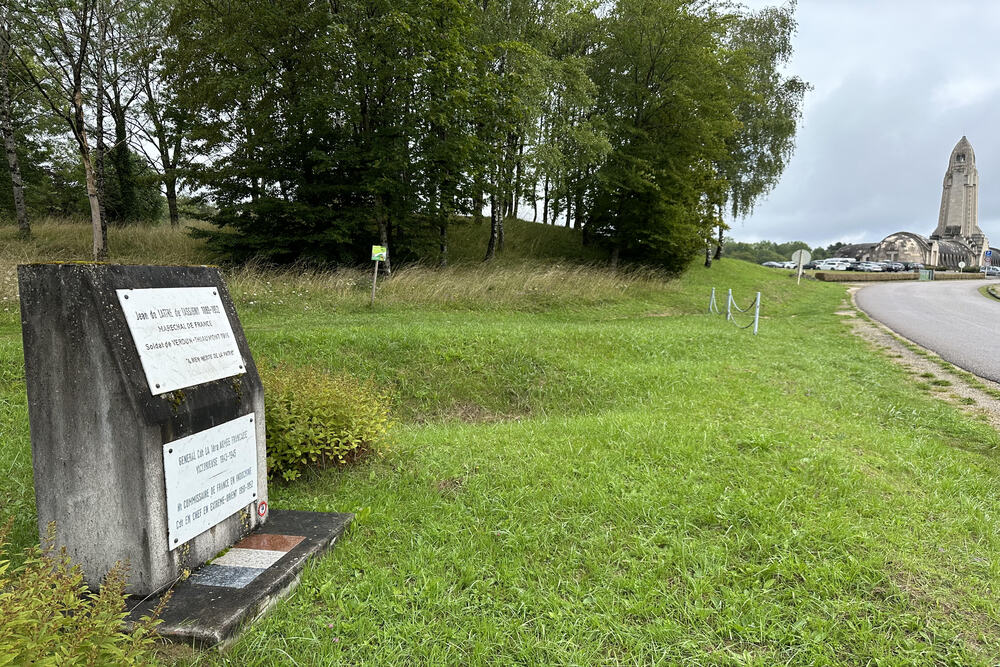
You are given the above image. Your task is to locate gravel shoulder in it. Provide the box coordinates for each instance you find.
[845,286,1000,432]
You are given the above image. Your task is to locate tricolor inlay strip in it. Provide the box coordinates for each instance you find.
[234,533,306,552]
[213,548,287,570]
[190,534,306,589]
[189,565,264,589]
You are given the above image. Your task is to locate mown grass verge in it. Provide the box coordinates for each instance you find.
[3,225,1000,663]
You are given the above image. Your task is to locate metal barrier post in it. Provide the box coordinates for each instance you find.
[753,292,761,335]
[726,289,732,321]
[709,287,715,314]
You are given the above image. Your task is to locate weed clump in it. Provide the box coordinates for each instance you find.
[262,364,391,482]
[0,520,165,664]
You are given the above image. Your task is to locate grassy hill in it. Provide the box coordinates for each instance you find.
[3,222,1000,663]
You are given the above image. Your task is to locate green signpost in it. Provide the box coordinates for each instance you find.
[370,246,387,305]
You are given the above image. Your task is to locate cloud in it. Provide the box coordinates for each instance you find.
[735,1,1000,247]
[932,77,1000,112]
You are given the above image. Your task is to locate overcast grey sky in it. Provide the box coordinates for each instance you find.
[734,1,1000,248]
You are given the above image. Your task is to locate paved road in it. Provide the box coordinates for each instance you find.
[855,279,1000,382]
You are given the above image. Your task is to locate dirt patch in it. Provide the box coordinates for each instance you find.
[845,287,1000,432]
[433,477,464,496]
[886,565,996,655]
[432,402,520,424]
[152,641,198,662]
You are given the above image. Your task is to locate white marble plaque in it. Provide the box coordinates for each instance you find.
[116,287,245,394]
[163,413,258,549]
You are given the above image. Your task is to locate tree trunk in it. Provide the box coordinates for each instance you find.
[74,89,107,260]
[83,154,107,260]
[511,138,524,221]
[485,191,499,261]
[94,5,108,228]
[110,105,136,222]
[375,194,392,274]
[439,223,447,268]
[473,188,484,224]
[713,223,723,260]
[610,245,619,269]
[566,192,573,229]
[498,208,504,252]
[704,242,712,268]
[95,91,108,229]
[542,173,549,225]
[165,173,180,227]
[378,218,392,274]
[573,188,583,230]
[551,172,561,226]
[0,34,28,238]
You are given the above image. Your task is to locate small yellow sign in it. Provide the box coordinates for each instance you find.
[371,246,387,262]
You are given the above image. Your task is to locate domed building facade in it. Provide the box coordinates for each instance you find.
[839,137,993,268]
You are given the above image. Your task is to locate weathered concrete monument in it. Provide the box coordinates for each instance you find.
[840,137,996,268]
[19,264,268,594]
[19,263,350,646]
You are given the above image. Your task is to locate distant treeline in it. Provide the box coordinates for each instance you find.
[725,239,849,264]
[2,0,806,269]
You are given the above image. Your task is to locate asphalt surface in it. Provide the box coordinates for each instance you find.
[854,278,1000,382]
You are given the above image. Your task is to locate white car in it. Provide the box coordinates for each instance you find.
[816,261,850,271]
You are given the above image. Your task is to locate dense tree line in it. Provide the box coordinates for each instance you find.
[725,239,848,264]
[1,0,806,270]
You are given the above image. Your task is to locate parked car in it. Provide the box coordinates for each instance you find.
[852,262,882,272]
[980,265,1000,276]
[882,262,905,272]
[816,260,850,271]
[761,261,782,268]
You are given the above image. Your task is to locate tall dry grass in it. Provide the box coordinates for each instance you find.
[226,260,672,310]
[0,220,673,311]
[0,220,214,307]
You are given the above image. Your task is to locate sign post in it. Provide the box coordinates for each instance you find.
[986,249,993,275]
[371,245,387,306]
[791,249,811,285]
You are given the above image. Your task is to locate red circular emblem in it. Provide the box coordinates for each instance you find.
[257,501,268,517]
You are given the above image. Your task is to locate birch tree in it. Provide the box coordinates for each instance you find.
[0,8,29,237]
[11,0,107,259]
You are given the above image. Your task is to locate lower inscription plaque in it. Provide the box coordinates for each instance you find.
[163,414,258,549]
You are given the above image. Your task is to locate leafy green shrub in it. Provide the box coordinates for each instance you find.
[262,365,391,482]
[0,520,165,665]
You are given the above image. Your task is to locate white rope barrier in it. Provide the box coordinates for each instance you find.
[709,288,761,335]
[708,287,722,315]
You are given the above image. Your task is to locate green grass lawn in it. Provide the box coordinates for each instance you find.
[4,225,1000,663]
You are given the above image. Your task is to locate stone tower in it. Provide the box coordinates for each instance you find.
[931,136,985,262]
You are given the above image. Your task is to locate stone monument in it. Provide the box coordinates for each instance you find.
[836,136,994,269]
[18,263,267,595]
[930,135,987,265]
